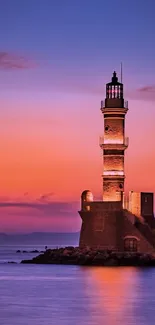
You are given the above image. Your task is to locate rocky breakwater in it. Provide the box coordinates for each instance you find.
[16,250,44,253]
[21,247,155,266]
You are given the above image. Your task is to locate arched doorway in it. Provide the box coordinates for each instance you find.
[124,237,138,252]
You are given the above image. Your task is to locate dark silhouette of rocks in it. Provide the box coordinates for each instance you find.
[21,247,155,266]
[16,250,40,253]
[8,261,17,264]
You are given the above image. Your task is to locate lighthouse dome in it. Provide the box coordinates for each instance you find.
[81,190,93,202]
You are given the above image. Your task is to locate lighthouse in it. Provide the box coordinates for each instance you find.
[100,71,128,202]
[78,71,155,254]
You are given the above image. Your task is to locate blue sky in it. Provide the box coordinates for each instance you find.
[0,0,155,89]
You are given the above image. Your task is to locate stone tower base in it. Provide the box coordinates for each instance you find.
[79,201,155,254]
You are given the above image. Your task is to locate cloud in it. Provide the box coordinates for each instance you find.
[128,85,155,101]
[38,192,55,203]
[0,196,79,218]
[0,51,36,70]
[0,195,81,232]
[138,86,155,93]
[137,85,155,101]
[0,200,70,210]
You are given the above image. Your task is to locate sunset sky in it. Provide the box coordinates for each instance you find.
[0,0,155,233]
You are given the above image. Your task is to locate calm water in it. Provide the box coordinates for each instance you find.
[0,245,155,325]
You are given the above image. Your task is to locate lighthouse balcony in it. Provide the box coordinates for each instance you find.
[99,136,129,149]
[100,99,128,110]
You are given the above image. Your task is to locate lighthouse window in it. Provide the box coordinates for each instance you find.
[124,238,138,252]
[115,86,118,98]
[112,86,114,98]
[108,86,112,98]
[119,85,121,98]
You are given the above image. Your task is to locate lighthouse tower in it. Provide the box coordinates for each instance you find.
[100,71,128,202]
[79,71,155,253]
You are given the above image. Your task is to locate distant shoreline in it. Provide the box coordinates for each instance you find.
[0,232,79,248]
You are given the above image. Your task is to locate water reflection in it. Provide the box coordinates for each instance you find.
[81,267,140,325]
[1,264,155,325]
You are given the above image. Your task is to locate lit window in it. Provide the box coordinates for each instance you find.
[103,171,124,176]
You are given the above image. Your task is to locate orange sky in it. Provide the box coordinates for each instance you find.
[0,93,155,232]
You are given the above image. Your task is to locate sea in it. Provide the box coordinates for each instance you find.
[0,238,155,325]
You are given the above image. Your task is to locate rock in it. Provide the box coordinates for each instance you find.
[104,258,118,266]
[62,249,71,256]
[20,247,155,267]
[8,261,17,264]
[21,259,34,264]
[16,249,40,254]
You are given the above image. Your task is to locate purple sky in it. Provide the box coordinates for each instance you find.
[0,0,155,233]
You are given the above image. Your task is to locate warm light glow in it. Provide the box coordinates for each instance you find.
[82,267,139,325]
[86,192,94,202]
[102,137,123,144]
[100,136,129,146]
[128,191,141,216]
[103,171,124,176]
[104,139,123,144]
[103,192,121,202]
